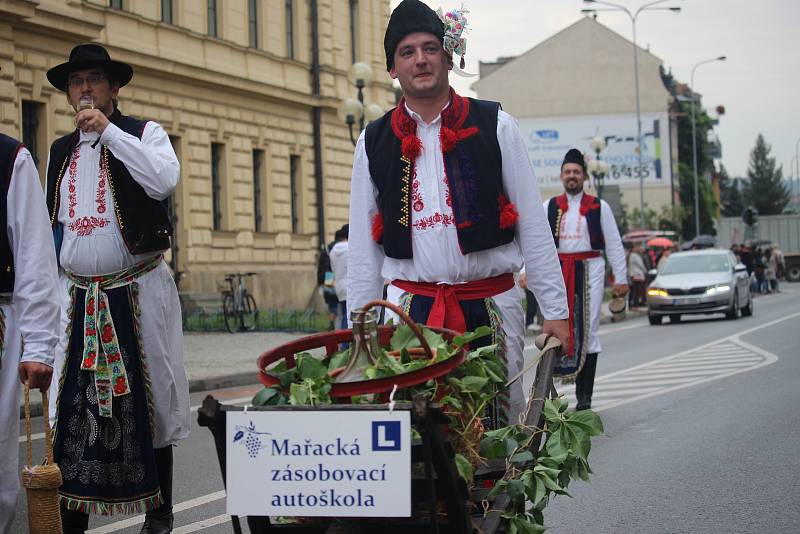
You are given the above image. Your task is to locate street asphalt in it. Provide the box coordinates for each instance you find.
[12,287,798,533]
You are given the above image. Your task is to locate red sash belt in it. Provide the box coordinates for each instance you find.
[392,273,515,334]
[558,251,601,356]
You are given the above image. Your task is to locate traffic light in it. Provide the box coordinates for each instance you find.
[742,206,758,226]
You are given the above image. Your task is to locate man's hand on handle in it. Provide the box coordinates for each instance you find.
[542,319,569,352]
[19,362,53,391]
[612,283,629,298]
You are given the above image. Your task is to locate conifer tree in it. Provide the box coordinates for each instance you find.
[744,134,790,215]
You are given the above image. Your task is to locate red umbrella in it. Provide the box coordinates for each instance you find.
[647,237,674,248]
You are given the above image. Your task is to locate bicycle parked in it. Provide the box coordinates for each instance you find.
[221,272,258,333]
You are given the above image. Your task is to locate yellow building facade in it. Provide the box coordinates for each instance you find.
[1,0,394,308]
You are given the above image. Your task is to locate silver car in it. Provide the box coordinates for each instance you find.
[646,249,753,325]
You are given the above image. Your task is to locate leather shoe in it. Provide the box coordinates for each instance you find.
[140,512,173,534]
[575,403,591,411]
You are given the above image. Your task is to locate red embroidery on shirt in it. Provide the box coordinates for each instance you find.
[412,212,456,231]
[96,156,108,214]
[68,216,110,236]
[67,145,81,218]
[559,215,584,241]
[411,174,424,212]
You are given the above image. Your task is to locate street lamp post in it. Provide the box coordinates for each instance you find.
[588,136,609,199]
[338,62,384,146]
[690,55,726,237]
[582,0,681,229]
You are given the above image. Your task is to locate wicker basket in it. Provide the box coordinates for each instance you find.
[20,385,62,534]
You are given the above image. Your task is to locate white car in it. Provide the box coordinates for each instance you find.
[646,249,753,325]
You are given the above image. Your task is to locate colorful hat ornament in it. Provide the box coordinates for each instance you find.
[436,4,476,77]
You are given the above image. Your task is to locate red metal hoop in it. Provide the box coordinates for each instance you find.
[256,300,466,398]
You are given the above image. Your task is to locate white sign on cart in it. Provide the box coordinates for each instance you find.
[226,410,411,517]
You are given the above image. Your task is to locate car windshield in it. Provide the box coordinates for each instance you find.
[660,254,731,275]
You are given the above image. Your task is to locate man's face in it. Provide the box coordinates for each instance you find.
[389,32,452,101]
[66,68,119,116]
[560,162,586,194]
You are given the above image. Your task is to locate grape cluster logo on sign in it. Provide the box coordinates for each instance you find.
[232,420,272,458]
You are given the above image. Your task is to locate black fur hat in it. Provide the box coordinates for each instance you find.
[384,0,445,72]
[562,148,587,171]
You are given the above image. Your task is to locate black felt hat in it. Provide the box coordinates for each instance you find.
[47,43,133,92]
[562,148,587,171]
[384,0,445,72]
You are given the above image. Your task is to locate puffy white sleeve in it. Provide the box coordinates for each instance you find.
[7,149,60,366]
[346,131,386,318]
[497,111,568,320]
[99,120,179,200]
[600,199,627,283]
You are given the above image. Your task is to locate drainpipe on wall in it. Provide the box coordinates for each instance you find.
[310,0,326,250]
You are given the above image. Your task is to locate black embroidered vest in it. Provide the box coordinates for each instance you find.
[547,193,605,251]
[46,109,172,258]
[364,93,515,259]
[0,134,23,294]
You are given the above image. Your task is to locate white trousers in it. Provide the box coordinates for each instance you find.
[385,284,527,424]
[0,305,22,534]
[585,257,606,354]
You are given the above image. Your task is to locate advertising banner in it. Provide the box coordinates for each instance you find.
[517,112,672,189]
[226,410,411,517]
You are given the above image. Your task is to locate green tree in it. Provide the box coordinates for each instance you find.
[743,134,790,215]
[672,99,717,238]
[678,162,716,239]
[718,164,744,217]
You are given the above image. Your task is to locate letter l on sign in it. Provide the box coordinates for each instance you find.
[372,421,401,451]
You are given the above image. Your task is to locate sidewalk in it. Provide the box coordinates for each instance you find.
[20,301,647,418]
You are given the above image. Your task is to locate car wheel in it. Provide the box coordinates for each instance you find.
[669,314,681,323]
[725,293,741,320]
[648,314,663,325]
[741,294,754,317]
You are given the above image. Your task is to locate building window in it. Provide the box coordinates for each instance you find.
[253,149,265,232]
[211,143,224,231]
[161,0,173,24]
[285,0,294,59]
[21,101,43,170]
[248,0,259,48]
[289,155,300,234]
[349,0,359,64]
[207,0,218,37]
[109,0,123,9]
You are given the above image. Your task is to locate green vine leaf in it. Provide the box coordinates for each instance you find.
[296,354,328,380]
[251,386,280,406]
[454,453,473,482]
[566,409,605,436]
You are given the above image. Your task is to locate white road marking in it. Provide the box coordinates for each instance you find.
[87,491,226,533]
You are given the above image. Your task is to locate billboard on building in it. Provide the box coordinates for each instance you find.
[517,112,672,189]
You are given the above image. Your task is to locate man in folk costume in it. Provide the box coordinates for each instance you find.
[45,44,189,533]
[0,129,60,534]
[545,149,628,410]
[347,0,569,424]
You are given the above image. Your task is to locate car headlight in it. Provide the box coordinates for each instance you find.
[706,284,731,294]
[647,288,668,297]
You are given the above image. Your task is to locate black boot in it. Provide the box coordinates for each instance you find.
[140,446,174,534]
[575,353,598,410]
[61,502,89,534]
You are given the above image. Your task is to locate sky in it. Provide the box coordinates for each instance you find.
[390,0,800,181]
